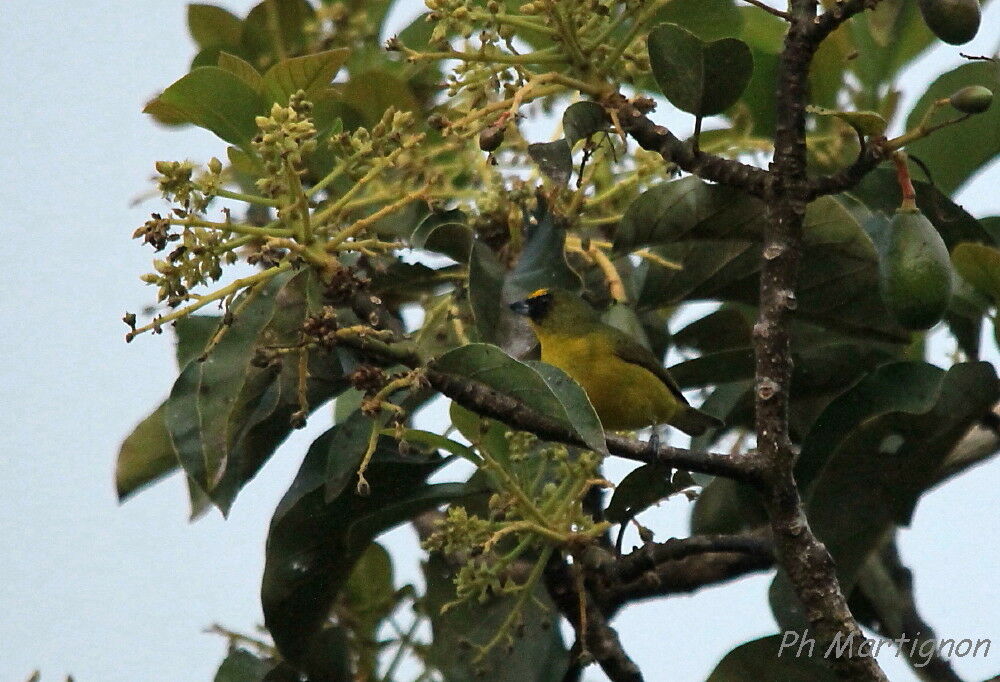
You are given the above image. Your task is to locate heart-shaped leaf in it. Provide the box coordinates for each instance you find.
[648,23,753,116]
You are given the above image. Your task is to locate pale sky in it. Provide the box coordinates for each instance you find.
[1,2,998,680]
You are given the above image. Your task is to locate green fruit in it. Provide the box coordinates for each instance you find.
[917,0,981,45]
[879,208,954,330]
[949,85,994,114]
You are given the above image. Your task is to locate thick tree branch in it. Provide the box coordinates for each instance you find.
[604,93,772,198]
[609,550,775,605]
[545,554,644,682]
[613,533,773,584]
[755,2,889,680]
[427,367,764,482]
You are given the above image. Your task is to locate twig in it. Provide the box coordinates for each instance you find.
[741,0,791,20]
[545,554,644,682]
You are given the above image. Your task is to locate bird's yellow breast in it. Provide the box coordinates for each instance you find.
[535,329,681,431]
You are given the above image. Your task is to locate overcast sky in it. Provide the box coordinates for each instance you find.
[1,1,998,680]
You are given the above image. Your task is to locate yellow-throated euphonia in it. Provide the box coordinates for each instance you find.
[510,288,723,436]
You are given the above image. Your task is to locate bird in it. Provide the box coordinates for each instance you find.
[509,287,723,437]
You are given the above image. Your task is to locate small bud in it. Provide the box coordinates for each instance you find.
[949,85,993,114]
[479,122,506,152]
[207,157,223,174]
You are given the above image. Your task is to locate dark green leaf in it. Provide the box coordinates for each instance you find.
[562,101,610,149]
[144,67,269,148]
[771,361,999,629]
[505,208,582,301]
[410,209,472,262]
[189,4,243,49]
[262,49,350,104]
[422,554,569,682]
[449,402,510,463]
[690,476,765,535]
[648,23,753,116]
[904,61,1000,194]
[166,271,347,514]
[433,344,607,454]
[706,635,838,682]
[213,649,270,682]
[527,139,573,185]
[606,464,683,523]
[654,0,743,41]
[469,240,506,344]
[262,442,465,673]
[342,542,396,676]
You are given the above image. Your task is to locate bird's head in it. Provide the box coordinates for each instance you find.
[509,287,598,332]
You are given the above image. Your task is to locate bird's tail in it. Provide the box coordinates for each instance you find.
[672,406,724,437]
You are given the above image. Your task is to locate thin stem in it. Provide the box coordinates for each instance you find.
[213,188,282,207]
[167,218,292,238]
[126,262,291,340]
[741,0,791,20]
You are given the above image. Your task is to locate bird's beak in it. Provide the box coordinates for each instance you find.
[509,300,530,316]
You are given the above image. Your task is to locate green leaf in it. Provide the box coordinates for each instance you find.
[166,271,347,514]
[771,361,999,629]
[213,649,270,682]
[847,0,935,96]
[262,49,350,104]
[144,67,269,148]
[116,404,177,502]
[342,542,397,675]
[903,61,1000,194]
[562,101,610,149]
[505,207,582,301]
[218,52,265,93]
[433,344,608,454]
[469,239,506,345]
[422,554,570,682]
[648,23,753,116]
[654,0,743,42]
[262,441,465,673]
[706,635,838,682]
[527,139,573,185]
[410,209,472,262]
[690,475,765,535]
[606,464,684,523]
[952,242,1000,303]
[806,104,887,137]
[241,0,315,63]
[340,70,419,124]
[117,315,223,502]
[189,4,243,49]
[449,402,511,463]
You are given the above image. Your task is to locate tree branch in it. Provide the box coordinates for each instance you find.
[609,549,775,605]
[604,93,772,198]
[612,533,773,584]
[754,2,889,679]
[545,554,644,682]
[426,367,764,482]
